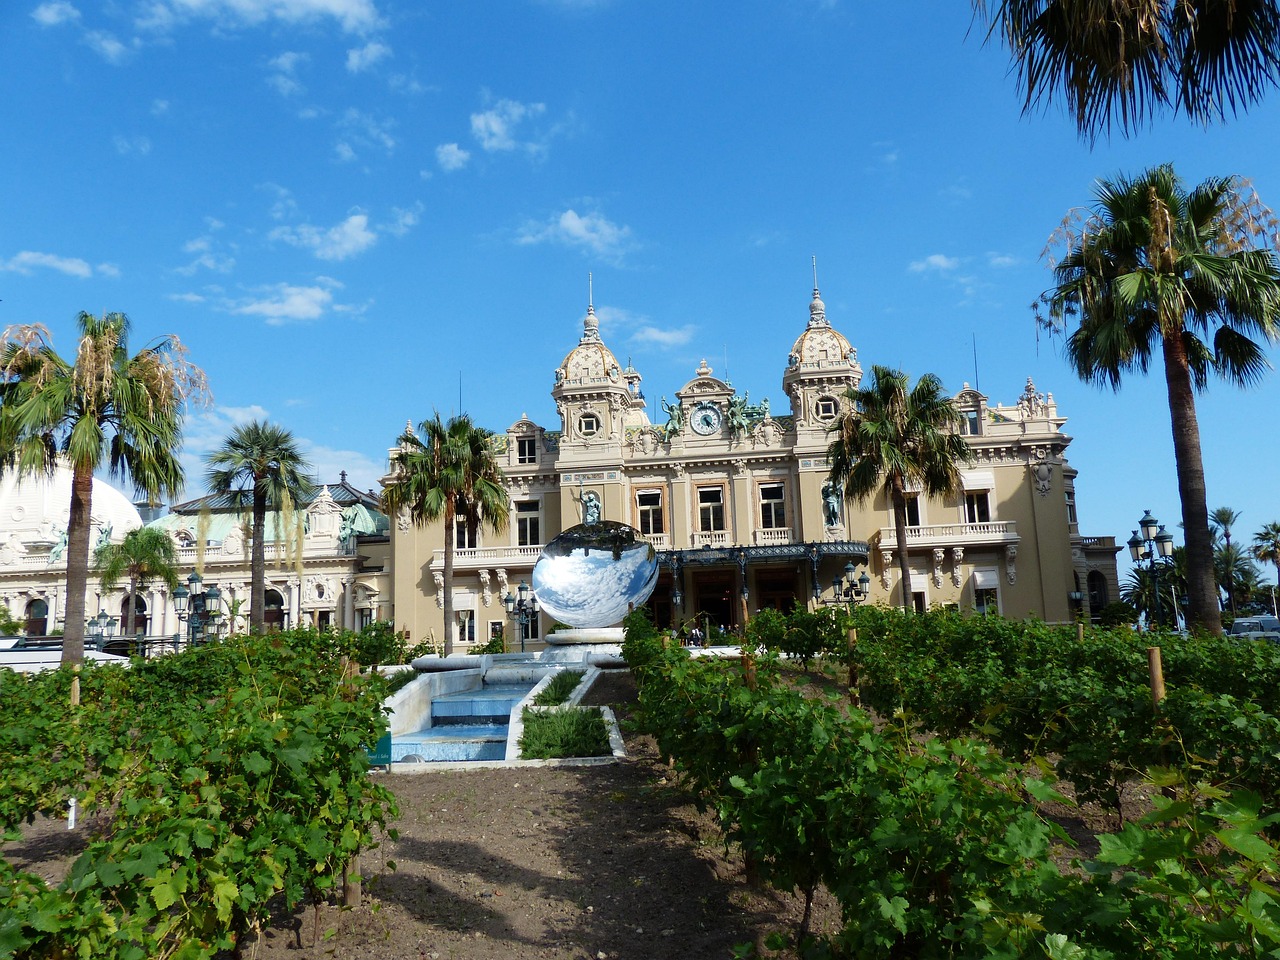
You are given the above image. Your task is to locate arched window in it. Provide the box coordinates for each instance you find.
[24,598,48,637]
[264,589,285,631]
[119,595,149,636]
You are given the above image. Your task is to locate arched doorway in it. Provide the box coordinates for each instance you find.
[119,595,148,636]
[264,589,285,631]
[1087,570,1109,623]
[24,598,48,636]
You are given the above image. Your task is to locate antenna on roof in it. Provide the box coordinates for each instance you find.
[588,271,593,309]
[812,254,819,293]
[972,333,980,392]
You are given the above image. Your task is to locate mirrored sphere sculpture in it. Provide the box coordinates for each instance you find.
[531,521,659,628]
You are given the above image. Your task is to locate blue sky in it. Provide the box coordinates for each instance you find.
[3,0,1279,587]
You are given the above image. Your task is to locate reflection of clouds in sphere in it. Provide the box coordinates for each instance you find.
[533,524,659,628]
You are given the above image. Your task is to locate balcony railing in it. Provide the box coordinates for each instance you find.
[877,521,1018,549]
[430,545,543,569]
[753,527,794,546]
[644,533,670,550]
[692,530,730,549]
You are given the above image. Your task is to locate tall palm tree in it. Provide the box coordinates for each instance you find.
[1253,521,1280,600]
[1040,165,1280,634]
[382,413,509,655]
[206,421,315,635]
[94,526,181,639]
[973,0,1280,138]
[826,366,971,613]
[0,313,204,665]
[1210,506,1244,614]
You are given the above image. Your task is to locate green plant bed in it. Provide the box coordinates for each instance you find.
[533,670,584,706]
[519,707,610,759]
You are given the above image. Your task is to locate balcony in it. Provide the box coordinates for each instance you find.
[876,521,1018,550]
[753,527,794,546]
[644,533,670,550]
[430,545,543,570]
[691,530,730,549]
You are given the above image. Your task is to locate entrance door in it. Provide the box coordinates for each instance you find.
[754,567,800,613]
[693,571,736,635]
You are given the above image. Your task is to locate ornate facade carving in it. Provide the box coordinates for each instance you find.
[880,550,893,589]
[951,547,964,587]
[1006,544,1018,585]
[932,548,944,588]
[432,571,444,606]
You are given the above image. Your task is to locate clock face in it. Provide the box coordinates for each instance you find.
[692,402,722,436]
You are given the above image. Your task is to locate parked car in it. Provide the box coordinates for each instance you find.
[1229,616,1280,643]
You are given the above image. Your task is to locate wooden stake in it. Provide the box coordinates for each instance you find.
[340,656,362,908]
[1077,622,1085,644]
[1147,646,1166,708]
[846,628,859,705]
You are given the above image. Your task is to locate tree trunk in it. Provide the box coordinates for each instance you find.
[126,574,138,639]
[891,479,914,614]
[60,463,93,666]
[442,500,455,656]
[250,483,267,634]
[1161,332,1223,635]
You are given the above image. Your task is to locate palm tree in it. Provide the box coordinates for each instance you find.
[1040,165,1280,635]
[94,526,181,639]
[206,422,315,635]
[0,313,204,665]
[973,0,1280,138]
[382,414,509,655]
[1253,521,1280,602]
[826,366,971,613]
[1210,506,1243,614]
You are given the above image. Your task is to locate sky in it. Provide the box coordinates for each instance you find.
[3,0,1279,587]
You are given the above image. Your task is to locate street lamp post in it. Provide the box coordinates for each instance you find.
[830,561,872,611]
[85,610,118,653]
[503,580,540,653]
[172,572,223,648]
[1128,509,1175,629]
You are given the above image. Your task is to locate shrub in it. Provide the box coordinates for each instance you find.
[534,670,584,706]
[519,707,610,759]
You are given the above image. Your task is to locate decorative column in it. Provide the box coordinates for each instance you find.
[342,576,356,630]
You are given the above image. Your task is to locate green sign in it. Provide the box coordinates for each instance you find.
[366,733,392,765]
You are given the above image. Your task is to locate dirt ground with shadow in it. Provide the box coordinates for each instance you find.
[3,670,841,960]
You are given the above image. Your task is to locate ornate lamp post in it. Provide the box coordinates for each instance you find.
[504,580,540,653]
[85,610,118,652]
[172,572,223,647]
[831,561,872,611]
[1128,509,1175,628]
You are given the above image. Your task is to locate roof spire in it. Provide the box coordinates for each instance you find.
[808,256,828,328]
[580,271,601,342]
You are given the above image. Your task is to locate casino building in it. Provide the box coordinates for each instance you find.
[388,284,1121,650]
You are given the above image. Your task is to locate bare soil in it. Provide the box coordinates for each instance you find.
[4,671,842,960]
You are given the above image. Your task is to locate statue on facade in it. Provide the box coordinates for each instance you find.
[726,391,750,438]
[48,527,68,564]
[582,491,602,525]
[822,480,843,527]
[95,522,113,550]
[660,396,683,441]
[338,506,359,553]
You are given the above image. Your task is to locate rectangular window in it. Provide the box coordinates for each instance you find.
[698,486,725,532]
[904,495,921,527]
[637,489,664,535]
[1066,489,1078,525]
[454,516,477,549]
[522,614,541,642]
[517,437,537,464]
[975,587,999,615]
[516,500,540,547]
[960,410,982,436]
[759,482,786,529]
[965,491,990,524]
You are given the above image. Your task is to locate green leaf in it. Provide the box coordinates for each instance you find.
[1215,827,1277,863]
[1043,933,1088,960]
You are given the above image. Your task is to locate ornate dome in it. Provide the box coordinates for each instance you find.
[788,286,855,366]
[555,303,623,386]
[0,461,142,565]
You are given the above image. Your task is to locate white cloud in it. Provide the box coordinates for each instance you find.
[295,441,383,492]
[516,208,633,260]
[346,40,390,72]
[908,253,960,273]
[231,281,340,324]
[32,2,80,26]
[135,0,383,36]
[435,142,470,171]
[270,214,378,260]
[86,29,131,63]
[1,250,93,278]
[385,203,422,237]
[267,50,308,96]
[261,183,297,220]
[629,324,695,348]
[113,134,152,155]
[151,98,170,116]
[987,252,1018,268]
[96,263,122,278]
[471,98,546,152]
[334,141,356,162]
[169,292,206,303]
[339,107,395,152]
